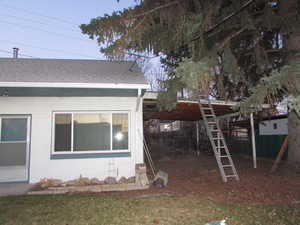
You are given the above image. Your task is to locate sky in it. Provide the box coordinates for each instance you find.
[0,0,137,59]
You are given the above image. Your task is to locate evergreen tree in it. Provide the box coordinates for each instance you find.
[81,0,300,162]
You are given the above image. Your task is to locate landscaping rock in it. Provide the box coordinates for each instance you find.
[65,179,77,186]
[90,178,104,185]
[52,179,64,187]
[127,176,136,183]
[104,176,117,184]
[65,176,90,186]
[76,176,90,186]
[38,178,63,189]
[118,177,127,184]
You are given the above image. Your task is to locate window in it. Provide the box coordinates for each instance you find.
[112,113,128,150]
[273,123,277,130]
[73,113,111,151]
[53,112,129,153]
[1,118,27,142]
[0,117,29,167]
[54,114,71,151]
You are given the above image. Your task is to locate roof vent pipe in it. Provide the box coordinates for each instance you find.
[13,47,19,58]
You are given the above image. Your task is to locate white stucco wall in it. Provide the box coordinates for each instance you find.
[259,118,288,135]
[0,96,144,183]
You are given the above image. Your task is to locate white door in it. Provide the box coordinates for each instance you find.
[0,116,31,183]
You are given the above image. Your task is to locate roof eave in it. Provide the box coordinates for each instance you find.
[0,82,150,89]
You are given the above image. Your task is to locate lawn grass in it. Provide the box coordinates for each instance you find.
[0,194,299,225]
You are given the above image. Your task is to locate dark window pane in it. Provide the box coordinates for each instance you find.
[112,113,128,150]
[54,114,71,152]
[1,118,27,142]
[0,143,27,166]
[73,113,111,151]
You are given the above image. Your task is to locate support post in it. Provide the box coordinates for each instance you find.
[196,121,200,154]
[250,113,257,168]
[136,89,142,112]
[270,136,288,173]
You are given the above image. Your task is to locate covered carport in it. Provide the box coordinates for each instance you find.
[143,92,262,173]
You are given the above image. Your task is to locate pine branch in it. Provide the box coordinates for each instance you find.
[133,1,179,18]
[191,0,255,42]
[192,0,203,12]
[218,27,248,49]
[125,51,158,59]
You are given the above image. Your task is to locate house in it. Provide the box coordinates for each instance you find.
[0,58,149,183]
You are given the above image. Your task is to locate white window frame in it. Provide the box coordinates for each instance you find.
[52,111,130,154]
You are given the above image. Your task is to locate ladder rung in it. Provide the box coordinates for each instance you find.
[222,165,232,168]
[202,107,213,110]
[226,175,237,178]
[220,155,229,158]
[212,137,223,140]
[207,120,217,123]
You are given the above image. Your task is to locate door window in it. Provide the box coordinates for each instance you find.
[1,118,27,142]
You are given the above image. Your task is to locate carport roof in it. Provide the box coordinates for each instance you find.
[143,92,239,121]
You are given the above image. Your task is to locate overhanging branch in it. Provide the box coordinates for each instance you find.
[133,1,179,18]
[191,0,255,42]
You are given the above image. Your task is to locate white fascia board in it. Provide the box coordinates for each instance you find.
[177,99,269,109]
[183,99,238,106]
[144,92,239,106]
[0,82,150,89]
[144,91,270,109]
[144,91,158,99]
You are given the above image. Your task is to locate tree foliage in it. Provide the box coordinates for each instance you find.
[241,54,300,115]
[81,0,300,112]
[157,57,212,110]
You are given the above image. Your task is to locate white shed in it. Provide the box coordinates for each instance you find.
[259,115,288,135]
[0,58,149,183]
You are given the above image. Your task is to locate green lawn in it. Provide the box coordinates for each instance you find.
[0,194,298,225]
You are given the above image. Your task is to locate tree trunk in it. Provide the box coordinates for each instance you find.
[288,111,300,163]
[281,0,300,163]
[286,31,300,163]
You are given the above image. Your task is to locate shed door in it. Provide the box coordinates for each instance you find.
[0,116,31,183]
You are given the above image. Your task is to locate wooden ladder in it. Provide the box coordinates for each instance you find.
[198,99,240,182]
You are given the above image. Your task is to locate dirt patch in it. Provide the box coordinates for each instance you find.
[119,154,300,206]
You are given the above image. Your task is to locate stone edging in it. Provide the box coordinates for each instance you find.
[28,183,149,195]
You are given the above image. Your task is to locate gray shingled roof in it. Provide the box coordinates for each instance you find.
[0,58,147,85]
